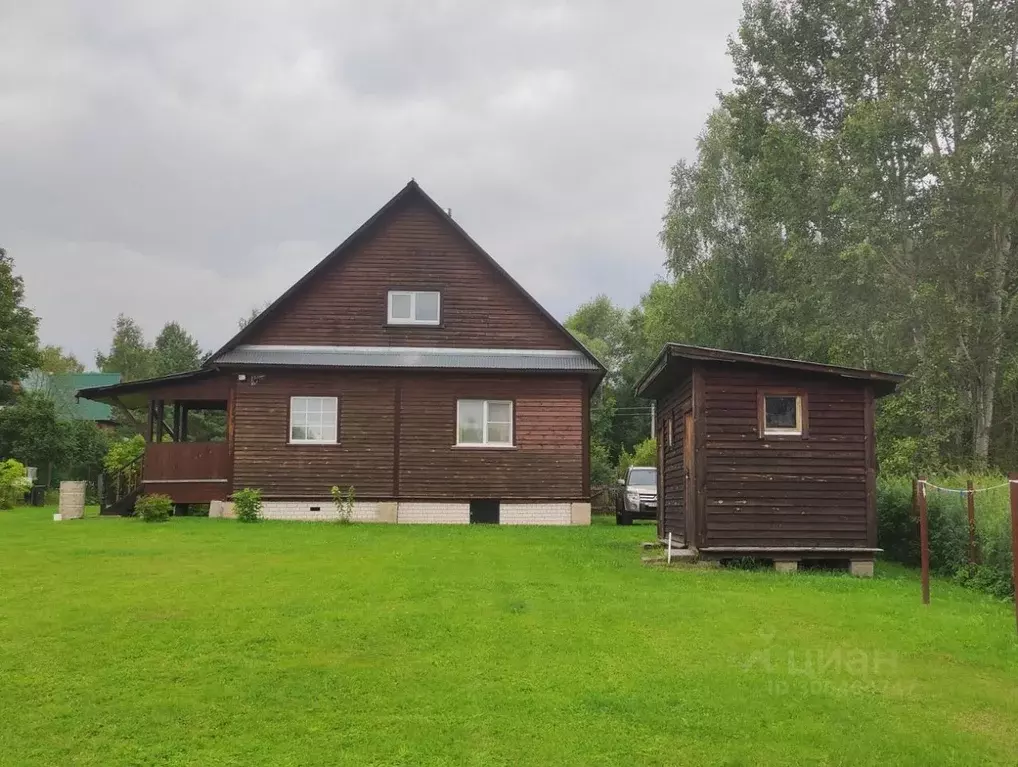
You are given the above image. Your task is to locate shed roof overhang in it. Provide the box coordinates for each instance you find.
[75,369,222,410]
[635,343,907,399]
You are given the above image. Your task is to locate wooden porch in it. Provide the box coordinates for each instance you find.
[80,370,235,515]
[142,442,231,503]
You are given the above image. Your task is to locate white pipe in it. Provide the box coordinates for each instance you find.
[667,532,673,564]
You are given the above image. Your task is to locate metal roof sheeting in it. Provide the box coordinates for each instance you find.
[214,345,602,373]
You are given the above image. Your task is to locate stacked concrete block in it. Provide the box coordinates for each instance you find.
[58,481,86,520]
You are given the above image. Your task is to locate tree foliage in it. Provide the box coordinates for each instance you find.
[0,392,68,472]
[37,345,84,374]
[153,322,203,376]
[0,249,40,402]
[572,0,1018,475]
[96,315,154,382]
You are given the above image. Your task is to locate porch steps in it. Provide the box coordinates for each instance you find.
[100,488,140,517]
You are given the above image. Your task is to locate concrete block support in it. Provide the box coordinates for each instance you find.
[58,481,86,520]
[849,560,875,578]
[774,559,799,574]
[569,502,592,526]
[376,502,397,524]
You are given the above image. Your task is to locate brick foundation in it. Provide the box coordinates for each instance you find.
[260,500,381,522]
[396,502,470,524]
[249,500,591,525]
[500,502,571,525]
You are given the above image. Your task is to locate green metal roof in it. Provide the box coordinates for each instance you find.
[22,372,122,422]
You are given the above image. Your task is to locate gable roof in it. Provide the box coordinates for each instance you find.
[205,180,604,377]
[636,343,906,398]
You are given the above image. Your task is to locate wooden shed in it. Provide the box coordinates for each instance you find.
[635,344,905,574]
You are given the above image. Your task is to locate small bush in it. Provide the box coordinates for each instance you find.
[330,485,356,523]
[0,459,31,509]
[135,494,173,523]
[233,488,262,523]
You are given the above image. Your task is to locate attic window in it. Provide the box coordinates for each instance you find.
[760,392,806,437]
[388,290,440,325]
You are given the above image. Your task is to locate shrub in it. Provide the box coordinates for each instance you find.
[877,474,1014,599]
[135,493,173,523]
[0,459,31,509]
[616,437,657,478]
[232,488,262,523]
[104,435,145,474]
[330,485,356,523]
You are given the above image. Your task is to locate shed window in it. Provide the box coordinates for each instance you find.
[762,394,802,436]
[289,396,338,444]
[457,400,513,446]
[388,290,441,325]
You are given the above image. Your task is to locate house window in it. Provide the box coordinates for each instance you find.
[457,400,513,446]
[289,396,338,444]
[762,393,804,436]
[387,290,441,325]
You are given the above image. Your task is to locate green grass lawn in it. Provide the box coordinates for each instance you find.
[1,507,1016,766]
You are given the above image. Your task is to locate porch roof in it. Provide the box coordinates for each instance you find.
[75,369,222,409]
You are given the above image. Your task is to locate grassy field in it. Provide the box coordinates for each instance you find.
[1,507,1017,766]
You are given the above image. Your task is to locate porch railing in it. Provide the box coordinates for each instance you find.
[101,452,145,512]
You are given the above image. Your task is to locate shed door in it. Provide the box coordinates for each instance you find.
[684,412,696,546]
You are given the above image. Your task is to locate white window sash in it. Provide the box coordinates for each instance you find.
[289,396,339,444]
[457,399,513,446]
[387,291,441,325]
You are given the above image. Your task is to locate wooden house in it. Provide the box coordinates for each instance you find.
[79,181,605,524]
[635,344,904,573]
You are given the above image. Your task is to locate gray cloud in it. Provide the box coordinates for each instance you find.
[2,0,740,363]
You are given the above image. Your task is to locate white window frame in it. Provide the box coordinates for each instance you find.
[456,399,514,447]
[289,396,339,445]
[762,393,803,436]
[387,290,441,326]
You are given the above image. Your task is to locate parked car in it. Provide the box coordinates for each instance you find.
[615,466,657,525]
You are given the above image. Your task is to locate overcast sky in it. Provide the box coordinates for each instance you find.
[3,1,741,365]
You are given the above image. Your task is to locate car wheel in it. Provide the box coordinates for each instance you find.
[619,511,632,526]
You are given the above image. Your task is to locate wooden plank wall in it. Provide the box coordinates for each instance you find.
[657,377,691,542]
[701,363,871,548]
[398,374,585,500]
[232,371,397,498]
[144,443,230,481]
[231,370,586,501]
[244,197,575,351]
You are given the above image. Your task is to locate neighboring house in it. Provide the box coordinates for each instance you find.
[79,181,605,523]
[635,344,905,574]
[22,371,122,427]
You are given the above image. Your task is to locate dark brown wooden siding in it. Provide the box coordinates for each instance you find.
[398,373,585,500]
[657,377,691,541]
[244,197,575,351]
[232,371,397,499]
[144,374,231,402]
[231,369,586,500]
[700,363,871,548]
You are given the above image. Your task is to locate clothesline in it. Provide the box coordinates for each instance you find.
[918,479,1017,495]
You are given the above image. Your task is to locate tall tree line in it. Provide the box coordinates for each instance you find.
[571,0,1018,475]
